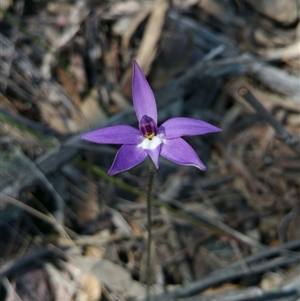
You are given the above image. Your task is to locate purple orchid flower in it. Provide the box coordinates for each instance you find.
[81,61,221,176]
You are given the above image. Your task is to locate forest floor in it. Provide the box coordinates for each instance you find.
[1,0,300,300]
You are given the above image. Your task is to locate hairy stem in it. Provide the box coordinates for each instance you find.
[146,160,155,301]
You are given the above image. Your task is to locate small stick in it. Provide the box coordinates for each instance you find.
[238,87,300,155]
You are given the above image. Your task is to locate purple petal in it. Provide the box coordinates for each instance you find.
[80,125,141,144]
[132,61,157,124]
[108,145,147,175]
[160,138,206,170]
[144,144,162,169]
[159,117,222,139]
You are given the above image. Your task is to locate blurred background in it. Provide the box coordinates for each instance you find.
[0,0,299,300]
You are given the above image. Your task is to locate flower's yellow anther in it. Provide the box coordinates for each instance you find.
[145,133,155,139]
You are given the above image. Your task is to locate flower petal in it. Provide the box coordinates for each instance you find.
[144,144,162,169]
[132,61,157,124]
[139,136,163,150]
[108,144,147,175]
[159,117,222,139]
[81,125,141,144]
[160,138,206,170]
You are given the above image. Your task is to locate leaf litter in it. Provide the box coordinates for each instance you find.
[0,0,299,300]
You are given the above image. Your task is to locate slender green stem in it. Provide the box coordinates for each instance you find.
[146,160,155,301]
[78,160,266,251]
[77,160,229,235]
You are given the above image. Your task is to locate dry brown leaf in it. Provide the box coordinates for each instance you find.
[83,246,105,259]
[198,0,230,23]
[38,101,69,134]
[52,1,90,52]
[72,257,146,299]
[122,8,152,50]
[80,88,106,127]
[74,180,100,226]
[121,0,168,98]
[226,77,300,113]
[56,66,82,109]
[260,271,283,291]
[41,1,90,78]
[107,0,144,18]
[46,261,102,301]
[128,220,144,236]
[39,80,87,131]
[259,40,300,60]
[203,283,240,295]
[70,53,87,94]
[80,273,102,301]
[135,0,169,75]
[110,90,130,110]
[245,0,299,25]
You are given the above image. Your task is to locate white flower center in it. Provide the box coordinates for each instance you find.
[139,135,163,150]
